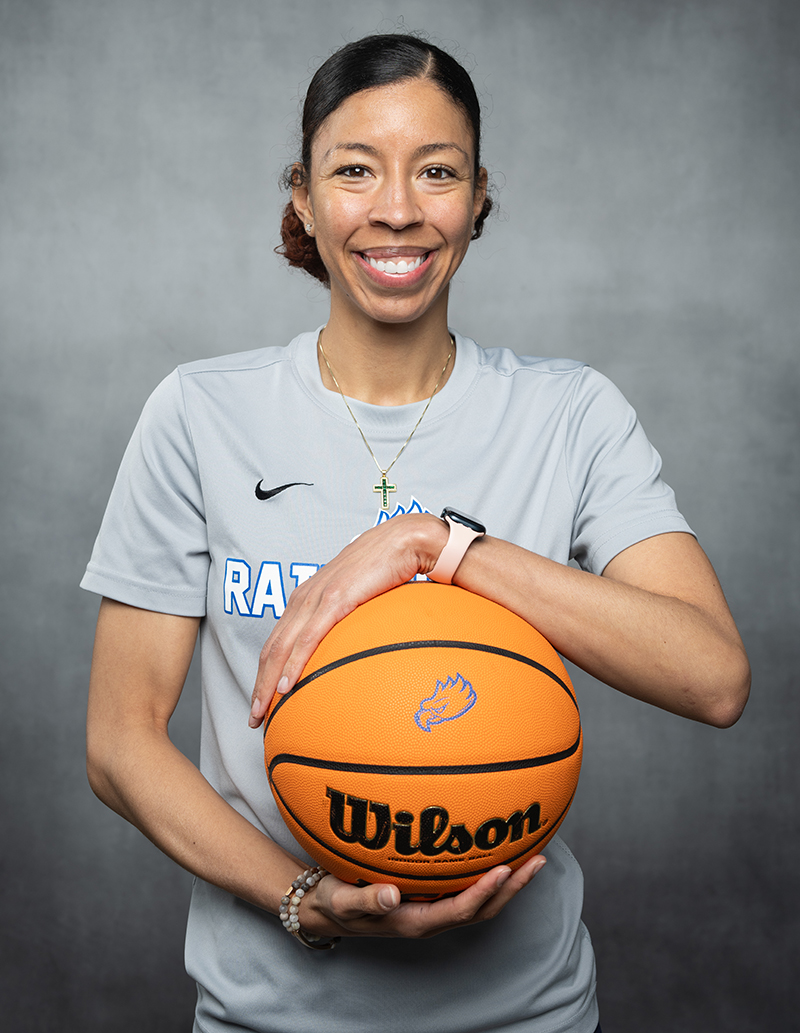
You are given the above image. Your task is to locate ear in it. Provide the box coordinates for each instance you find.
[473,167,488,223]
[290,164,314,234]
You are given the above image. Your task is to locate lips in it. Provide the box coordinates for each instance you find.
[367,254,425,275]
[356,249,433,281]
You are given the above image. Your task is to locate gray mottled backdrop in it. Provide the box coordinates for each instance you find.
[1,0,797,1030]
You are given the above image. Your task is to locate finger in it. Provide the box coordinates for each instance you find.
[273,619,337,693]
[377,866,512,940]
[249,593,317,726]
[248,645,283,727]
[315,878,401,923]
[249,627,294,727]
[428,865,515,923]
[265,583,364,705]
[469,856,547,921]
[403,859,545,935]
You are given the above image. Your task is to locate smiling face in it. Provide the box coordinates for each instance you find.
[292,78,487,333]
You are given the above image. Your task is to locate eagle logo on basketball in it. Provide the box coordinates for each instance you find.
[414,674,476,732]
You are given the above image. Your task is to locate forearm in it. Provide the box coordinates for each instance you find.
[450,532,750,727]
[87,723,302,914]
[87,599,303,915]
[251,515,749,729]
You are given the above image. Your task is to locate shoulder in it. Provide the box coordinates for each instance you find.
[142,335,314,420]
[128,343,301,454]
[175,343,294,383]
[473,343,586,380]
[468,341,626,412]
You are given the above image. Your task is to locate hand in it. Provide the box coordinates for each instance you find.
[249,514,447,728]
[301,857,547,940]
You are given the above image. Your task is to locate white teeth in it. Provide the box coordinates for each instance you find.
[368,255,424,274]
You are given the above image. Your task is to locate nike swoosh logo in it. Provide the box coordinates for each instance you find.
[255,480,313,501]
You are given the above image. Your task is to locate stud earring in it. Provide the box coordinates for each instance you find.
[305,223,313,233]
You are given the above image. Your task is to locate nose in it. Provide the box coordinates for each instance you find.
[368,172,423,230]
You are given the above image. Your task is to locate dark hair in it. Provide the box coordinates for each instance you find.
[276,33,493,284]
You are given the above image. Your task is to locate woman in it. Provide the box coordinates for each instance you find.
[83,33,750,1033]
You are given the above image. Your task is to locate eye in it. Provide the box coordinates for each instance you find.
[337,165,371,178]
[421,165,456,180]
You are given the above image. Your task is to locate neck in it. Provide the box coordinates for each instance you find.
[317,303,454,406]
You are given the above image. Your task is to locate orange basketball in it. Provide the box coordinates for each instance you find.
[264,582,582,897]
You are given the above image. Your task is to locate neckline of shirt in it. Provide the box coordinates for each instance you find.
[291,327,479,434]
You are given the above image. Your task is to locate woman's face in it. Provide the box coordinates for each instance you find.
[293,78,487,329]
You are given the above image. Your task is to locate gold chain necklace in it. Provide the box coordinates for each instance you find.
[317,330,454,510]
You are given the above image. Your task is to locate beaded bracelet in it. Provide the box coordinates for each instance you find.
[279,866,341,950]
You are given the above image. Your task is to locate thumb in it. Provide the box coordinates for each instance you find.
[351,882,401,916]
[376,885,401,911]
[314,875,401,923]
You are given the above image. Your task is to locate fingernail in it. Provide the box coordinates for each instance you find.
[531,857,547,876]
[248,710,260,729]
[495,867,512,888]
[277,676,290,695]
[378,887,398,910]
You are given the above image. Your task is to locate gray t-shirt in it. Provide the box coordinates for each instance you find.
[82,329,692,1033]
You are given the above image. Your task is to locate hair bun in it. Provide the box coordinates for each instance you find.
[276,201,329,284]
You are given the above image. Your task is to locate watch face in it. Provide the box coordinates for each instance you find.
[441,507,486,535]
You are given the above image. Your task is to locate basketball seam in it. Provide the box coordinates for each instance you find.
[269,778,580,883]
[267,726,581,778]
[265,639,577,736]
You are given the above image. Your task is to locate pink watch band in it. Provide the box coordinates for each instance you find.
[428,516,483,584]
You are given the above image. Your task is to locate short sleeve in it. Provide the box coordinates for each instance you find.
[80,370,210,616]
[566,367,693,574]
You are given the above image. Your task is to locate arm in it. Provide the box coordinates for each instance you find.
[460,530,750,727]
[87,597,545,938]
[86,599,303,908]
[249,518,750,729]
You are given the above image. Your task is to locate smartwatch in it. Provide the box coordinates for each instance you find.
[427,507,486,584]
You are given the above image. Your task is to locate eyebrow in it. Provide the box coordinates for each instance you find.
[323,141,471,162]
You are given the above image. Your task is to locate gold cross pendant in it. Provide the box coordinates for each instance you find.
[373,472,397,510]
